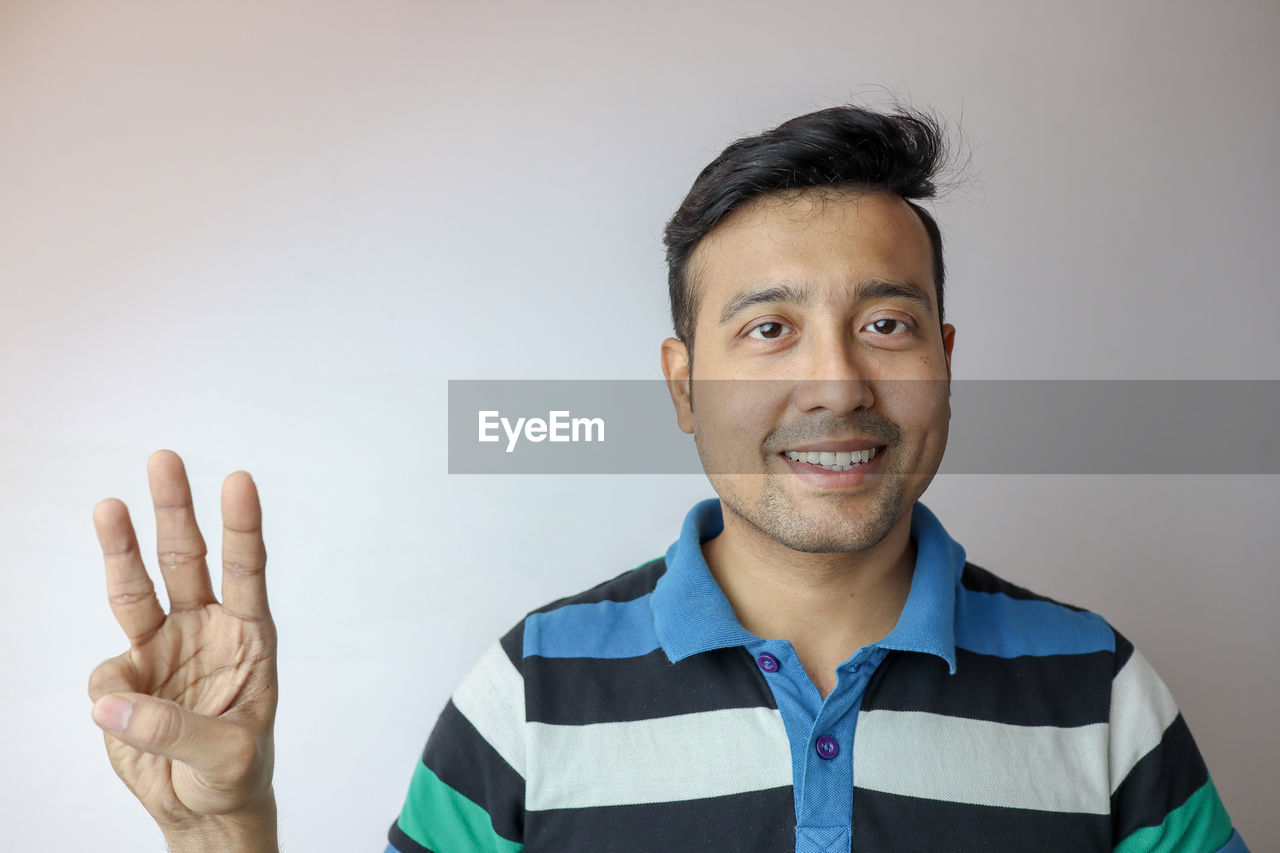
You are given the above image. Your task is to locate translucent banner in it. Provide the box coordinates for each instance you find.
[447,380,1280,475]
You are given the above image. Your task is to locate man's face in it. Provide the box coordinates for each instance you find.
[661,189,956,553]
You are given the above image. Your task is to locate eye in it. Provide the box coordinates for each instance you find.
[747,320,792,340]
[864,317,913,335]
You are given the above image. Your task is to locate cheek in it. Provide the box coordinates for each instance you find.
[879,379,951,435]
[691,381,790,445]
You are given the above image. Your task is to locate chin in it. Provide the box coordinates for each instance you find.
[772,531,889,554]
[754,487,909,554]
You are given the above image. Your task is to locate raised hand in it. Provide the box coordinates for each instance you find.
[88,450,278,851]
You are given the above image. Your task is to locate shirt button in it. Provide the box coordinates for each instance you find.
[756,653,780,673]
[815,735,840,760]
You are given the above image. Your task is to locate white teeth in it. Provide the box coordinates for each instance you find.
[784,447,880,471]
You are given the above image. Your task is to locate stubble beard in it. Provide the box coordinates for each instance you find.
[732,465,910,554]
[700,435,915,554]
[690,391,931,554]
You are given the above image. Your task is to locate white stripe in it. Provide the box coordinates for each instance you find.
[525,707,792,810]
[854,710,1111,814]
[1109,647,1179,793]
[451,641,527,778]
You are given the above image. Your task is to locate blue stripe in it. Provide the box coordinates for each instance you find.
[954,589,1114,658]
[523,596,661,659]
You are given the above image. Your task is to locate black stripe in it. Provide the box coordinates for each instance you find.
[524,645,775,725]
[862,648,1112,727]
[1113,629,1136,672]
[528,557,666,614]
[853,789,1110,852]
[961,562,1093,612]
[498,620,525,674]
[387,821,433,853]
[525,787,795,852]
[423,701,525,843]
[1111,713,1210,842]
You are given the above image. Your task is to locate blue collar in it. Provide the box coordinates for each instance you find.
[651,498,965,673]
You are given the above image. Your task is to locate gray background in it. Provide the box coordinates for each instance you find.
[2,0,1276,848]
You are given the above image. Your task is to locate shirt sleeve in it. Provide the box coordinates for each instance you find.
[1108,631,1249,853]
[387,627,528,853]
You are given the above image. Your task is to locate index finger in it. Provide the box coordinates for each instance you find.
[219,470,270,621]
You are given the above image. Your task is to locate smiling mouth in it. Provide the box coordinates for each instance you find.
[782,447,883,472]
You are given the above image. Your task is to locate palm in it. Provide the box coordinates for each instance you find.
[90,451,277,830]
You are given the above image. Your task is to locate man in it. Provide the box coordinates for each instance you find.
[88,105,1250,852]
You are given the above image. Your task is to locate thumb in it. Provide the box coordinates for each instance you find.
[92,693,259,778]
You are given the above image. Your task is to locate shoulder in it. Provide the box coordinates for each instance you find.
[490,556,669,665]
[529,556,668,613]
[428,559,673,781]
[959,560,1099,614]
[952,561,1175,721]
[954,560,1122,661]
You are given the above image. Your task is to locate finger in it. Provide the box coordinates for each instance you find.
[91,692,260,780]
[93,498,166,644]
[220,470,270,621]
[147,450,216,611]
[88,655,138,703]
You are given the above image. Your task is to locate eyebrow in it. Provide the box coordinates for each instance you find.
[717,278,934,325]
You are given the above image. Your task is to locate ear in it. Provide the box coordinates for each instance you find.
[660,337,695,435]
[941,323,955,383]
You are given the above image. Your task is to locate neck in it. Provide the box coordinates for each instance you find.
[702,504,916,696]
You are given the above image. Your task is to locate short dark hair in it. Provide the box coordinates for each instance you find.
[663,105,949,350]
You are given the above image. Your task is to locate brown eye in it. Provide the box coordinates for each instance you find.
[868,318,909,335]
[748,321,791,340]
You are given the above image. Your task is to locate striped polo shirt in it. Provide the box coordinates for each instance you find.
[386,499,1248,853]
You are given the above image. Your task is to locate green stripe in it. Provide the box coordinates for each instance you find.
[1114,778,1233,853]
[397,761,523,853]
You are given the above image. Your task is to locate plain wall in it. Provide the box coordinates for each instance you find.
[1,0,1276,848]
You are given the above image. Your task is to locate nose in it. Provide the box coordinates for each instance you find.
[791,329,874,414]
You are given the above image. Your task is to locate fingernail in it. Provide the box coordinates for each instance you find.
[93,695,133,732]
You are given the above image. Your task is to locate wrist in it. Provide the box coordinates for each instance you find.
[161,797,278,853]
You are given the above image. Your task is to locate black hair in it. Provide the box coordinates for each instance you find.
[663,105,949,351]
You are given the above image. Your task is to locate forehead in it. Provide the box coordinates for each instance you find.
[689,189,936,318]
